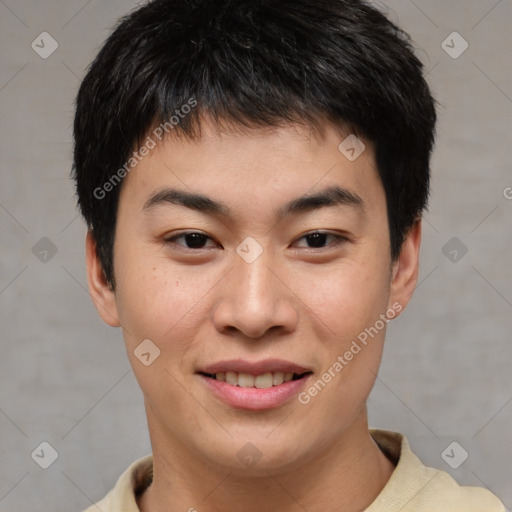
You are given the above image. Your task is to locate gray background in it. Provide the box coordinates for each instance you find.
[0,1,511,511]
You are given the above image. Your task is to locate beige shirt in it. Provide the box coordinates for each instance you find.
[84,430,505,512]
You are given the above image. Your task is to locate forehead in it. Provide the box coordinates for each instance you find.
[118,120,384,219]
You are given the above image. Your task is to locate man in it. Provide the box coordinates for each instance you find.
[72,0,505,510]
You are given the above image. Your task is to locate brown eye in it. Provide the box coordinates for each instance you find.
[183,233,209,248]
[165,232,216,249]
[305,232,329,248]
[294,231,346,249]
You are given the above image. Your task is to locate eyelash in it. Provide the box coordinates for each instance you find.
[163,231,348,251]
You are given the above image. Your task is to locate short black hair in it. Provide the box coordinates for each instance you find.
[72,0,437,288]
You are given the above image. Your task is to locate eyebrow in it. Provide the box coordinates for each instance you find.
[143,185,365,219]
[279,185,365,217]
[144,188,231,216]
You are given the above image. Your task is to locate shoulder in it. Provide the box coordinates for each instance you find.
[82,455,153,512]
[367,429,505,512]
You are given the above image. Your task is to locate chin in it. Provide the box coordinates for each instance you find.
[194,430,319,477]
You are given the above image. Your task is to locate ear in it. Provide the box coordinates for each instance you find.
[85,230,120,327]
[388,219,422,316]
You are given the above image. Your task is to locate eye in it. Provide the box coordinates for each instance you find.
[293,231,347,249]
[164,231,217,249]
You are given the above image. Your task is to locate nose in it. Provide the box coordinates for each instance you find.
[212,250,299,340]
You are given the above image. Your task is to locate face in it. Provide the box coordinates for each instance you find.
[87,119,420,474]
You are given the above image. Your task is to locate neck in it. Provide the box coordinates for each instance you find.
[138,409,395,512]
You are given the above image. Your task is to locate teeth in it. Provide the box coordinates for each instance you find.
[272,372,284,385]
[255,373,273,389]
[238,373,255,388]
[211,371,303,387]
[225,371,238,385]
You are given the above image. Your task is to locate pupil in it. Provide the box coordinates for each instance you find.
[186,233,207,248]
[307,233,327,248]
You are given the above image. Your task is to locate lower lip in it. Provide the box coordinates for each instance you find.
[199,374,311,411]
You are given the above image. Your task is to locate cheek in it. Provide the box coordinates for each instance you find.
[293,257,391,339]
[113,250,214,353]
[113,258,216,414]
[291,257,391,408]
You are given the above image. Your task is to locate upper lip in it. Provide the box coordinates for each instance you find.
[199,359,312,376]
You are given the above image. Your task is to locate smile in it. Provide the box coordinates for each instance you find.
[200,371,308,388]
[197,359,313,410]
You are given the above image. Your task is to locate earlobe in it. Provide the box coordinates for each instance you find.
[85,231,121,327]
[388,220,422,316]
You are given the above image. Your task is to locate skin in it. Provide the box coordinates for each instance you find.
[87,118,421,512]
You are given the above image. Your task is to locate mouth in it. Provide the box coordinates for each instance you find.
[198,371,311,388]
[197,359,313,410]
